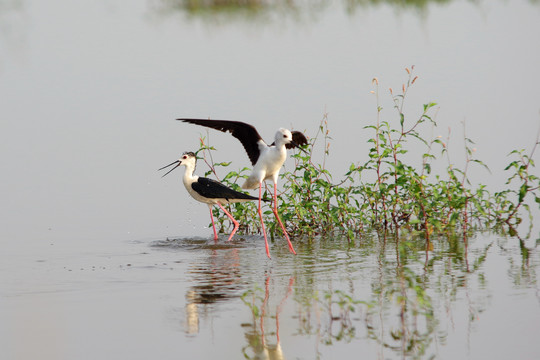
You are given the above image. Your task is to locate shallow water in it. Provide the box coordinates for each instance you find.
[2,0,540,359]
[2,232,539,359]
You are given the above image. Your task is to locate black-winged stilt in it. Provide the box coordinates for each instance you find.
[159,151,261,242]
[178,119,308,258]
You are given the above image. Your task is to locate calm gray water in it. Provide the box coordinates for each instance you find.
[1,0,540,359]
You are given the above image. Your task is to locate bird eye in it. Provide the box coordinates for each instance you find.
[182,155,187,159]
[283,134,287,138]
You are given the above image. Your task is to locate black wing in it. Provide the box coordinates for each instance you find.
[178,118,263,166]
[192,177,259,201]
[285,131,309,150]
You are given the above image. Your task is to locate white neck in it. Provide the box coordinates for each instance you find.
[182,161,198,187]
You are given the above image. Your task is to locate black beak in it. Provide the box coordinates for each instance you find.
[291,141,309,154]
[158,160,181,178]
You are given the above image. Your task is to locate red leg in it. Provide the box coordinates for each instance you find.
[272,183,296,255]
[208,205,218,241]
[258,183,271,259]
[217,203,239,241]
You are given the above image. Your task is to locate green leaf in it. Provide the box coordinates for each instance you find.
[518,183,528,203]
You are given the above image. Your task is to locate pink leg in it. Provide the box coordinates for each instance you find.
[217,203,239,242]
[208,205,218,241]
[272,183,296,255]
[258,183,271,259]
[260,275,271,347]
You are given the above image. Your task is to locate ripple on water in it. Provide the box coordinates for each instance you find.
[151,235,269,306]
[150,235,259,251]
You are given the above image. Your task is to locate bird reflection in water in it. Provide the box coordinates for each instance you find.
[241,275,295,360]
[180,245,296,359]
[183,247,243,335]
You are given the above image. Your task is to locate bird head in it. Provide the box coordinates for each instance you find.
[275,128,294,145]
[274,128,309,153]
[158,151,197,177]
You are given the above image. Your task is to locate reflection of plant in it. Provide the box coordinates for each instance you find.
[241,285,265,317]
[237,233,501,359]
[319,289,371,345]
[196,67,539,241]
[152,0,473,22]
[371,233,496,359]
[378,243,437,358]
[240,277,294,359]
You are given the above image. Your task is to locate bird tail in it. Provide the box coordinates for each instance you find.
[242,177,260,190]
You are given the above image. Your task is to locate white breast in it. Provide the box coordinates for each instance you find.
[242,145,286,189]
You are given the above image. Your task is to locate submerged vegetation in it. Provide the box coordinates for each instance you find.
[197,67,540,242]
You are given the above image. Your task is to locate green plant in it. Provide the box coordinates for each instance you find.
[195,67,540,241]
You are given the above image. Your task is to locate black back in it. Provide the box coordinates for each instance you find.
[192,177,259,202]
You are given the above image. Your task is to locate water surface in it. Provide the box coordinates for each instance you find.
[1,0,540,359]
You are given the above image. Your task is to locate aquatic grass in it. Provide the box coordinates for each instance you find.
[196,67,540,242]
